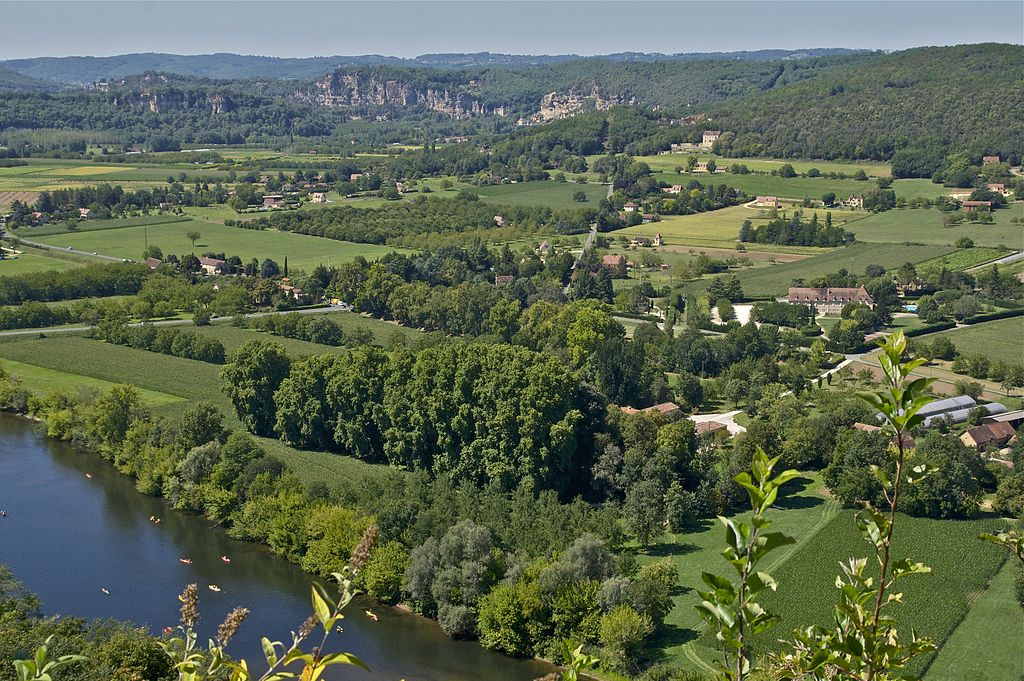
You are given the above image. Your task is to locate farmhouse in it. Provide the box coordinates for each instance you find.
[701,130,721,148]
[262,194,286,209]
[695,420,729,442]
[754,196,779,208]
[787,286,874,315]
[663,184,683,194]
[654,233,664,247]
[602,254,627,271]
[493,215,506,226]
[845,195,865,209]
[986,183,1011,196]
[620,402,683,419]
[494,274,514,285]
[309,192,328,204]
[623,202,639,213]
[630,237,652,247]
[143,257,163,269]
[537,240,551,255]
[982,155,1000,165]
[641,213,656,224]
[349,173,363,181]
[962,200,992,212]
[78,208,94,219]
[198,256,229,276]
[695,161,710,173]
[960,421,1016,450]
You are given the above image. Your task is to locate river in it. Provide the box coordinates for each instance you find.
[0,414,554,681]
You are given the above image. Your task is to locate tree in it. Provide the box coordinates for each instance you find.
[176,401,225,452]
[186,230,201,248]
[220,340,291,436]
[822,192,836,207]
[90,384,148,448]
[259,259,281,279]
[359,541,409,605]
[599,605,653,671]
[572,191,588,203]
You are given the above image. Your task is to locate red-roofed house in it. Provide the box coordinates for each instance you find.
[754,196,779,208]
[982,155,1000,166]
[143,257,163,269]
[262,194,286,209]
[961,422,1016,450]
[962,200,992,212]
[602,254,627,270]
[623,202,639,213]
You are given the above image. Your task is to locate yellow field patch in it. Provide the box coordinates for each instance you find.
[55,165,136,176]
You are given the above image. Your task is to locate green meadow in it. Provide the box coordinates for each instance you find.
[935,317,1024,365]
[33,217,409,272]
[626,153,892,177]
[844,203,1024,249]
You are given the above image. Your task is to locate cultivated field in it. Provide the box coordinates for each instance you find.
[617,205,851,251]
[914,247,1009,272]
[684,242,955,297]
[936,317,1024,365]
[0,356,185,408]
[32,217,409,272]
[654,171,871,201]
[843,203,1024,249]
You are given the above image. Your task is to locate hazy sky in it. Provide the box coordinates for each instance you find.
[1,1,1021,60]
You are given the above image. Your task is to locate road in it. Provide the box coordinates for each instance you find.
[15,238,125,263]
[965,249,1024,273]
[0,305,350,338]
[689,410,747,435]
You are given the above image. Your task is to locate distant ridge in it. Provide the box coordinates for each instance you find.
[2,48,867,85]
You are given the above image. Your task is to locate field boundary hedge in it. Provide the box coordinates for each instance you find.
[962,308,1024,325]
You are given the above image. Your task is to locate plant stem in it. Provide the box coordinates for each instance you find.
[866,434,905,681]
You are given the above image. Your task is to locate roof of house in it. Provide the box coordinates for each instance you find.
[704,130,721,136]
[143,257,163,268]
[755,195,778,202]
[602,254,626,266]
[787,286,873,304]
[922,402,1006,427]
[963,200,992,207]
[643,402,681,414]
[494,274,514,284]
[198,256,226,267]
[962,421,1016,447]
[695,420,727,435]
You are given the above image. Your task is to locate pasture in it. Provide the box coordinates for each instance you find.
[193,313,421,354]
[844,203,1024,249]
[684,242,955,297]
[32,216,409,272]
[936,317,1024,365]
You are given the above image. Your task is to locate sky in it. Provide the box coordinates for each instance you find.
[0,1,1021,60]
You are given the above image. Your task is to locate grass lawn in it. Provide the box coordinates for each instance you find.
[0,250,86,275]
[844,203,1024,249]
[621,153,892,177]
[924,558,1023,681]
[470,180,608,209]
[685,242,954,298]
[0,357,185,408]
[18,214,191,237]
[33,217,409,272]
[936,317,1024,365]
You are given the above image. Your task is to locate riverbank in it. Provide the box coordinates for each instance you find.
[0,412,557,681]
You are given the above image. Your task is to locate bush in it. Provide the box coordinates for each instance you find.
[359,541,408,605]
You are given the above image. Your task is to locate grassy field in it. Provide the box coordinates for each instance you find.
[685,242,954,297]
[936,317,1024,365]
[18,213,192,237]
[924,558,1023,681]
[0,333,400,494]
[654,171,871,201]
[752,512,1007,675]
[621,153,892,177]
[0,249,86,275]
[844,203,1024,249]
[194,314,421,354]
[0,356,185,408]
[617,205,851,251]
[647,474,841,670]
[32,217,408,272]
[469,181,609,208]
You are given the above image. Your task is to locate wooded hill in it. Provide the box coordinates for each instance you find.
[706,43,1024,162]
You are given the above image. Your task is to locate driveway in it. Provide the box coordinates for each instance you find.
[689,410,747,435]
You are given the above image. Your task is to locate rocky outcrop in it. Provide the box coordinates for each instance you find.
[109,88,235,114]
[300,71,491,119]
[517,86,635,125]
